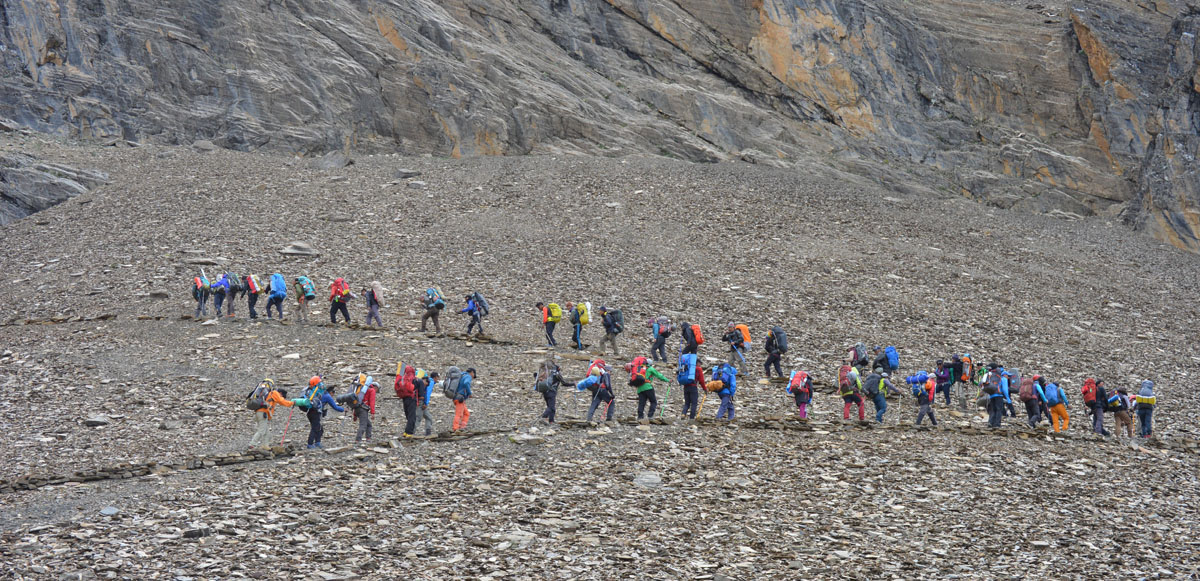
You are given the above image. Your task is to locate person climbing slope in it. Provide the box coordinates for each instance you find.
[329,277,353,324]
[246,379,292,449]
[626,356,668,420]
[294,376,345,449]
[364,281,384,327]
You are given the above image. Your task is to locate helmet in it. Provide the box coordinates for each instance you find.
[309,376,322,387]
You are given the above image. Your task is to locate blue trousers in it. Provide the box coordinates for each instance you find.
[716,394,735,420]
[873,394,887,423]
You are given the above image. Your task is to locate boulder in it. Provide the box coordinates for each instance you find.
[278,242,319,257]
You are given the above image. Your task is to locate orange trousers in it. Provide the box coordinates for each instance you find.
[1050,404,1069,432]
[453,400,470,431]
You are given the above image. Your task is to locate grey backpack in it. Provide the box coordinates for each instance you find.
[442,366,462,399]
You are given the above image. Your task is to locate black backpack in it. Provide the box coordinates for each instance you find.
[609,309,624,334]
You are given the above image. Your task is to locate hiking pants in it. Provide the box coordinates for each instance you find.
[330,301,350,323]
[541,390,557,423]
[402,397,418,436]
[917,404,937,426]
[1005,399,1017,417]
[421,308,440,333]
[873,394,888,423]
[355,407,372,441]
[587,389,614,422]
[250,411,271,448]
[987,397,1004,428]
[294,297,306,321]
[420,404,434,436]
[936,381,952,405]
[957,383,969,411]
[225,291,238,316]
[599,332,620,356]
[681,384,699,419]
[651,335,667,362]
[544,321,557,347]
[1024,399,1042,427]
[1050,403,1069,432]
[764,353,783,377]
[573,323,583,350]
[843,395,865,421]
[637,389,658,419]
[792,392,809,418]
[306,408,324,446]
[1091,403,1106,434]
[1041,401,1054,424]
[1115,410,1134,437]
[213,292,226,314]
[716,394,735,420]
[1137,408,1153,437]
[466,313,483,335]
[366,304,382,326]
[728,348,743,369]
[267,296,284,318]
[194,290,210,317]
[453,399,470,431]
[247,292,259,319]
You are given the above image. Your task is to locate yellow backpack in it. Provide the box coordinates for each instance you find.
[547,303,562,323]
[578,302,590,325]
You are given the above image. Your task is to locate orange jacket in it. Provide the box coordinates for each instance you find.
[541,306,549,324]
[257,389,294,419]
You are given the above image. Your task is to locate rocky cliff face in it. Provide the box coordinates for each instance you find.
[2,0,1198,250]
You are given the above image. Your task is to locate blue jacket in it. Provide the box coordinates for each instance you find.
[1035,383,1048,403]
[457,373,473,399]
[602,313,618,334]
[987,370,1009,400]
[460,300,478,315]
[419,377,434,406]
[311,391,344,413]
[211,275,230,293]
[717,366,737,396]
[652,322,664,340]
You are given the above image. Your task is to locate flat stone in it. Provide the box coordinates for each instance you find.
[83,415,110,427]
[633,471,662,488]
[278,242,319,257]
[99,506,120,516]
[395,168,421,178]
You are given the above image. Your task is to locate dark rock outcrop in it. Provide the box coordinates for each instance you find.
[1,0,1198,250]
[0,152,107,224]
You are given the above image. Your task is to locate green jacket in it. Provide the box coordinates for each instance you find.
[638,365,669,393]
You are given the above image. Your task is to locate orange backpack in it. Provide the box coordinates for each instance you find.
[691,324,705,346]
[734,324,751,344]
[1081,377,1097,403]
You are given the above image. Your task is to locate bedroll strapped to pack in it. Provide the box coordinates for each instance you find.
[426,288,446,309]
[677,353,697,385]
[296,276,315,299]
[734,324,751,344]
[246,274,262,294]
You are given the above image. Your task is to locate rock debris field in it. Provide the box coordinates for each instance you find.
[1,135,1199,579]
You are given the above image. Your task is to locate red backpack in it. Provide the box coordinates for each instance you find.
[789,371,811,397]
[629,356,648,386]
[1081,377,1097,404]
[838,365,852,389]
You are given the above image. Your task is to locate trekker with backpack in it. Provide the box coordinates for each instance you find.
[247,379,293,449]
[598,306,622,357]
[934,360,952,406]
[224,273,244,317]
[1018,375,1044,428]
[210,273,230,318]
[1089,379,1112,436]
[585,363,615,422]
[421,288,444,333]
[364,282,384,327]
[681,321,702,355]
[788,371,813,418]
[461,295,484,336]
[1134,380,1156,438]
[537,302,560,348]
[841,368,866,421]
[329,278,353,324]
[266,273,287,319]
[722,323,747,369]
[981,364,1008,429]
[649,316,671,363]
[295,376,345,449]
[534,360,563,424]
[847,342,869,369]
[627,356,668,420]
[567,302,589,350]
[764,327,786,379]
[713,363,737,421]
[420,372,439,436]
[1112,387,1134,437]
[863,371,893,424]
[677,352,703,420]
[349,377,377,444]
[192,273,211,318]
[1041,379,1069,432]
[449,368,475,431]
[395,365,419,437]
[293,276,315,321]
[244,274,263,320]
[871,346,889,373]
[914,375,937,426]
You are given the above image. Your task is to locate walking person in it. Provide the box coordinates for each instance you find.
[298,376,344,449]
[247,379,293,449]
[722,323,746,370]
[597,306,622,357]
[266,273,287,319]
[534,360,563,424]
[537,302,561,348]
[395,365,419,438]
[210,273,230,318]
[1113,387,1135,437]
[192,274,211,318]
[982,364,1007,429]
[863,370,893,423]
[420,288,444,333]
[1135,380,1156,438]
[420,372,439,436]
[451,368,475,431]
[1042,379,1070,432]
[293,276,315,322]
[914,375,937,426]
[763,328,784,379]
[461,295,484,336]
[224,272,244,317]
[841,368,866,421]
[1018,375,1044,428]
[788,370,813,418]
[934,360,952,406]
[627,356,668,420]
[364,281,384,327]
[713,363,737,421]
[245,274,263,320]
[585,364,615,422]
[352,378,377,444]
[677,352,703,420]
[329,278,353,324]
[1091,379,1111,436]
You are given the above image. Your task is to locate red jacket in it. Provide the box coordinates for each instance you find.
[362,387,377,414]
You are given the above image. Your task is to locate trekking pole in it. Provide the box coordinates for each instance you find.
[697,390,709,416]
[279,406,295,446]
[659,381,671,419]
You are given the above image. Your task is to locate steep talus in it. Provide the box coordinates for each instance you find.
[1,0,1199,250]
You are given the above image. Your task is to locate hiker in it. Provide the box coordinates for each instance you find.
[713,363,737,421]
[1112,387,1134,437]
[352,378,377,443]
[247,379,292,449]
[1090,379,1112,436]
[841,368,866,421]
[1042,379,1069,432]
[934,360,952,405]
[451,368,475,431]
[914,374,937,426]
[863,370,893,423]
[396,366,419,437]
[627,356,668,420]
[788,371,813,418]
[244,274,263,320]
[364,281,384,327]
[722,323,746,369]
[329,278,353,323]
[763,328,784,378]
[870,346,889,373]
[534,360,563,424]
[1018,375,1044,428]
[266,273,287,319]
[847,342,869,369]
[597,306,622,356]
[296,376,345,449]
[981,364,1008,429]
[210,273,230,317]
[681,321,701,355]
[677,352,703,420]
[293,276,315,321]
[1134,380,1156,438]
[585,363,615,422]
[649,316,671,363]
[421,288,444,333]
[537,302,560,348]
[223,272,244,317]
[461,295,484,336]
[192,274,211,318]
[420,372,439,436]
[954,353,974,410]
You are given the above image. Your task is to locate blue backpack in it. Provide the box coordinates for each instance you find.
[270,273,287,299]
[1044,383,1061,405]
[677,353,697,385]
[885,346,900,371]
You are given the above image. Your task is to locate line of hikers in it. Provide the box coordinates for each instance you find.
[191,272,489,333]
[246,365,479,449]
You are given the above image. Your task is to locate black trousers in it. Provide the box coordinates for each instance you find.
[402,396,418,435]
[637,390,658,419]
[330,301,350,323]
